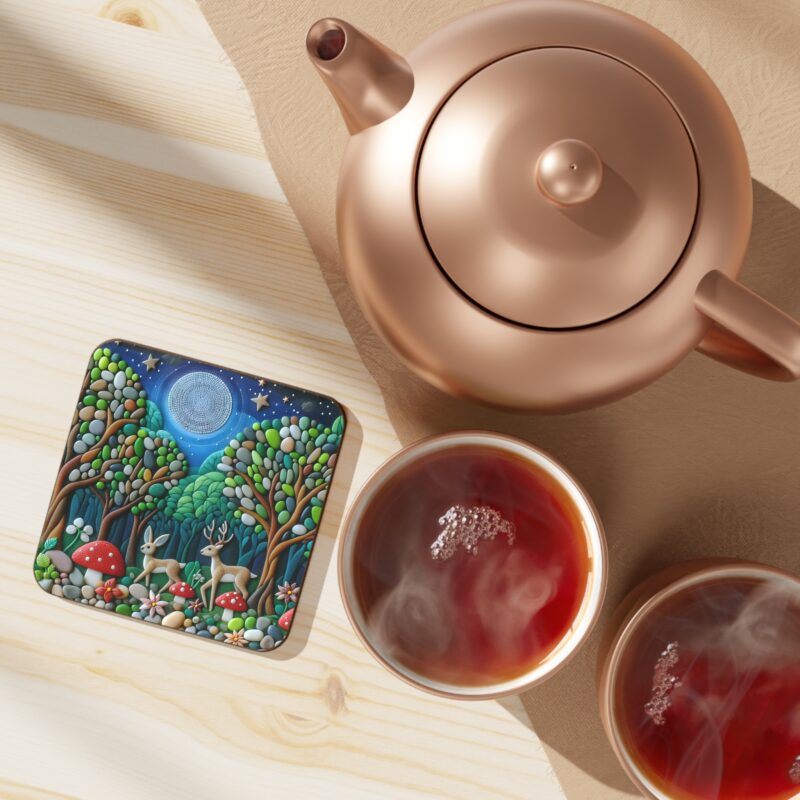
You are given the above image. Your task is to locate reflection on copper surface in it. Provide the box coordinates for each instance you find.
[309,0,799,411]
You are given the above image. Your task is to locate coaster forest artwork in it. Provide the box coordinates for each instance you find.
[34,341,345,653]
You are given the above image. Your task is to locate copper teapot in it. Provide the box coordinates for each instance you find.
[307,0,800,412]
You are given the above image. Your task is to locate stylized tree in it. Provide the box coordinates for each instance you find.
[151,456,227,562]
[167,471,232,528]
[218,414,344,613]
[162,471,263,566]
[143,399,163,431]
[96,428,185,541]
[42,346,148,544]
[122,436,186,562]
[41,346,188,550]
[197,450,224,475]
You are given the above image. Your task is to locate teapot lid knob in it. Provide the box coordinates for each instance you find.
[536,139,603,206]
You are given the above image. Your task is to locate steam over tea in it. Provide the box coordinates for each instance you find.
[351,445,591,687]
[614,576,800,800]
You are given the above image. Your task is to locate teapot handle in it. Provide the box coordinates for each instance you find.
[694,271,800,381]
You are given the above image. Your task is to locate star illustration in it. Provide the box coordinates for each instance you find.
[257,378,267,387]
[251,392,270,411]
[143,354,160,371]
[283,395,290,403]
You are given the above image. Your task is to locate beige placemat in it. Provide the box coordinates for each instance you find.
[196,1,800,796]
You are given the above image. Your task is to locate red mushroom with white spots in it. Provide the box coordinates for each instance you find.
[215,591,247,622]
[72,540,125,587]
[278,608,294,631]
[168,581,196,608]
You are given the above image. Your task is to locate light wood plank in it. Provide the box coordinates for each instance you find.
[0,0,262,153]
[0,1,565,797]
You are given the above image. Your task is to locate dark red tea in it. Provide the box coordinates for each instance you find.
[614,576,800,800]
[351,444,591,686]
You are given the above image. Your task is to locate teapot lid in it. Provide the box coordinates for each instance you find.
[417,47,698,329]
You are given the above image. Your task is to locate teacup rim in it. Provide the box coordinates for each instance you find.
[597,560,800,800]
[338,429,608,700]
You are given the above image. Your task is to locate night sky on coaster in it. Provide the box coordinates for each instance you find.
[103,341,342,467]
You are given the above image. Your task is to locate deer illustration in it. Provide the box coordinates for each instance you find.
[199,521,256,609]
[133,526,184,588]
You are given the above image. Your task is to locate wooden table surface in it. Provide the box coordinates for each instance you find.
[0,1,565,797]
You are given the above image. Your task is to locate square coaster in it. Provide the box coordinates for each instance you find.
[35,340,346,652]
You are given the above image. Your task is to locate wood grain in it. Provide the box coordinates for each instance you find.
[0,1,563,798]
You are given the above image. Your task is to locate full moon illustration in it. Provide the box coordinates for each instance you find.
[168,371,233,435]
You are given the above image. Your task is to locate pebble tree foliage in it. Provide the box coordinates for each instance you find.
[126,484,169,564]
[110,427,185,558]
[42,347,146,544]
[94,427,184,541]
[218,414,344,613]
[41,346,186,547]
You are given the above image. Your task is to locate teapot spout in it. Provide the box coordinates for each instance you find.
[306,19,414,134]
